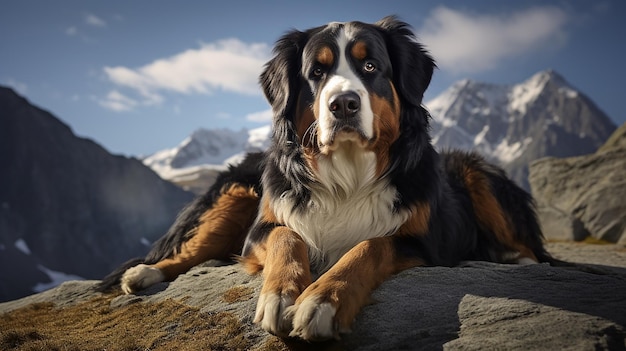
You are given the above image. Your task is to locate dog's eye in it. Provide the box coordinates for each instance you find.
[364,62,376,72]
[311,67,324,79]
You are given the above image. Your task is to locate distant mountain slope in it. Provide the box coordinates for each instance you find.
[427,70,616,189]
[143,126,271,194]
[143,70,616,192]
[0,87,194,302]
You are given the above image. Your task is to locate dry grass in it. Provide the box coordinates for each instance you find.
[0,295,254,351]
[222,286,254,304]
[581,236,613,245]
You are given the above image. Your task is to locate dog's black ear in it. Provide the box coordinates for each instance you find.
[376,16,436,107]
[260,29,309,120]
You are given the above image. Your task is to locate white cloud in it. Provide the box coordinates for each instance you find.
[85,13,107,28]
[98,90,138,112]
[103,38,270,106]
[419,6,569,74]
[246,109,273,123]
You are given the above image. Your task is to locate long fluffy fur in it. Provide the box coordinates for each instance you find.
[97,16,554,341]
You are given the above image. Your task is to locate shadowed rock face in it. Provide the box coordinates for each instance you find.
[1,244,625,350]
[530,123,626,244]
[0,87,194,302]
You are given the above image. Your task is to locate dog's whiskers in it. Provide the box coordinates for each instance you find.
[303,121,319,147]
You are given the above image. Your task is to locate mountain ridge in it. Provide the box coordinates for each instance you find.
[144,70,616,191]
[0,86,194,302]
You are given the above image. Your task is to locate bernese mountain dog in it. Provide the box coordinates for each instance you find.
[99,16,553,341]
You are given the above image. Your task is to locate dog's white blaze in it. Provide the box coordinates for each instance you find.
[318,28,374,147]
[271,145,409,272]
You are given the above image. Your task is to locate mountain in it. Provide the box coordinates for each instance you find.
[143,70,616,192]
[143,126,271,194]
[427,70,616,189]
[0,87,194,302]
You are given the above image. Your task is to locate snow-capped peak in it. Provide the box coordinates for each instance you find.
[509,69,574,115]
[425,69,614,189]
[143,125,272,181]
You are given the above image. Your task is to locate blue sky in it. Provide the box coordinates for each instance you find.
[1,1,624,157]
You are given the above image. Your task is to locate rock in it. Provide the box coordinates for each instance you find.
[446,295,624,351]
[529,123,626,243]
[598,123,626,153]
[535,205,588,241]
[1,244,625,350]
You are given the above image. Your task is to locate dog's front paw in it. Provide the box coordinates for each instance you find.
[120,264,164,294]
[284,294,340,341]
[254,293,295,336]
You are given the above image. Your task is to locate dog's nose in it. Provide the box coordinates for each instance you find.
[329,92,360,119]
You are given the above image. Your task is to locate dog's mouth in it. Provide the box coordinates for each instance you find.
[319,124,370,154]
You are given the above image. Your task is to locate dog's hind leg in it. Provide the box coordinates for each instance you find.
[444,150,550,265]
[120,184,260,294]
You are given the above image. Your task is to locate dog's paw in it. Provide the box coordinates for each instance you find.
[120,264,164,294]
[284,295,342,341]
[254,293,295,336]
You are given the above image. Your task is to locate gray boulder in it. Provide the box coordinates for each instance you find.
[1,243,625,350]
[529,123,626,243]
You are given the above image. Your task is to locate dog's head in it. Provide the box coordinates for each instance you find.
[261,16,435,170]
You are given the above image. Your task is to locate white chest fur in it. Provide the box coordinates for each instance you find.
[270,145,409,272]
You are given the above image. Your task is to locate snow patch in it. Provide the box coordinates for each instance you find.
[493,137,532,163]
[14,238,31,255]
[559,87,578,98]
[33,265,84,293]
[474,125,490,146]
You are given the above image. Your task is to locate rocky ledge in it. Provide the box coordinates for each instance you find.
[1,243,625,350]
[530,123,626,244]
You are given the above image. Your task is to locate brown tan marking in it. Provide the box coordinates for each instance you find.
[351,40,368,61]
[316,46,334,67]
[153,184,259,280]
[291,236,422,335]
[255,227,312,298]
[397,201,431,236]
[244,226,313,335]
[259,196,280,224]
[463,167,538,262]
[368,82,402,176]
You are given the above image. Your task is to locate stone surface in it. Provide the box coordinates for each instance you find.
[1,243,625,350]
[536,205,588,241]
[530,123,626,243]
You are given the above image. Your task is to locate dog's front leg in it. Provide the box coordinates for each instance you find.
[247,226,312,336]
[285,236,420,341]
